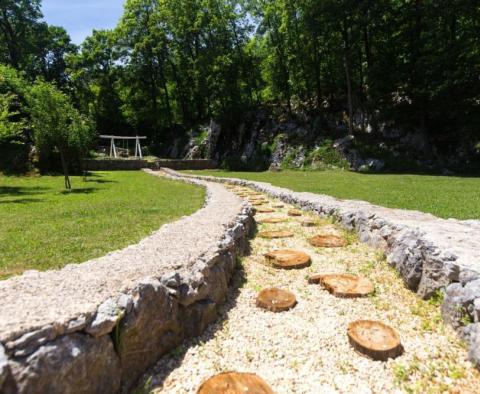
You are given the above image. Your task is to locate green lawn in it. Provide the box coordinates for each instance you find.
[183,170,480,220]
[0,171,204,278]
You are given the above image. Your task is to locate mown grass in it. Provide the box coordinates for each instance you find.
[183,170,480,220]
[0,171,205,278]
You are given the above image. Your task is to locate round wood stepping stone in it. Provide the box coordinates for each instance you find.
[264,249,311,269]
[307,274,323,284]
[257,217,287,224]
[256,288,297,312]
[255,207,275,213]
[258,230,294,239]
[251,201,264,206]
[288,209,302,217]
[197,372,275,394]
[308,235,348,248]
[312,274,374,297]
[299,218,316,227]
[250,197,268,202]
[347,320,403,361]
[273,203,284,208]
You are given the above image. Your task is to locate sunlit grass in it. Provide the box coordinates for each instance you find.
[183,169,480,220]
[0,171,204,278]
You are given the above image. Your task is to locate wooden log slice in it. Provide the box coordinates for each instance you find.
[299,218,316,227]
[307,274,323,284]
[257,217,288,224]
[264,249,311,269]
[288,209,302,217]
[308,235,348,248]
[251,201,264,206]
[256,288,297,312]
[272,203,284,208]
[197,372,275,394]
[315,274,374,298]
[347,320,403,361]
[258,230,294,239]
[255,208,275,213]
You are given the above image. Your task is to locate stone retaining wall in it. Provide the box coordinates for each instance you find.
[167,169,480,369]
[82,159,217,171]
[0,171,254,393]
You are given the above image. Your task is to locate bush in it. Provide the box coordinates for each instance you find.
[0,66,30,173]
[305,140,350,170]
[28,81,94,188]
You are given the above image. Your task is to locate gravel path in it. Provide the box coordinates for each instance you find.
[143,187,480,394]
[0,172,244,344]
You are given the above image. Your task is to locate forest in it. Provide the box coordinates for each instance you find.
[1,0,480,173]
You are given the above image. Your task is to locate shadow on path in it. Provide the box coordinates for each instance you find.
[140,255,251,392]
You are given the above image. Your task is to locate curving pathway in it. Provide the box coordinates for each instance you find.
[142,186,480,393]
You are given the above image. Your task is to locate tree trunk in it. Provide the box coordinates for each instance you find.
[344,46,354,135]
[59,149,71,190]
[342,22,354,135]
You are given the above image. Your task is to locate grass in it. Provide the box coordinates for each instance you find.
[0,171,205,278]
[183,169,480,220]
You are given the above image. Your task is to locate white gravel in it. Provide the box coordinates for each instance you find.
[144,190,480,394]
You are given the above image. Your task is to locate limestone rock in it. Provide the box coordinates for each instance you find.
[86,298,123,338]
[8,334,120,394]
[119,279,181,390]
[0,345,10,390]
[463,324,480,369]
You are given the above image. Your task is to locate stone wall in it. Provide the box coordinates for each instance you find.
[0,171,254,393]
[82,159,217,171]
[167,169,480,370]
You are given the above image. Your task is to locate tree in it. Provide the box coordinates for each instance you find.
[0,65,28,142]
[28,81,93,189]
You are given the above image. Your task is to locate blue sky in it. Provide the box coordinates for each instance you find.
[42,0,125,44]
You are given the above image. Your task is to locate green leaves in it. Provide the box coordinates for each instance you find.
[28,80,93,161]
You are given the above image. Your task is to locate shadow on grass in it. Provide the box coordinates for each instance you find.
[0,186,48,197]
[84,179,117,184]
[60,188,98,195]
[0,198,43,204]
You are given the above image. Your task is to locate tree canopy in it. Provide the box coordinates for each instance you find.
[1,0,479,170]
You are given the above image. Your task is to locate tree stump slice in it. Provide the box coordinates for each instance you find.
[197,372,275,394]
[264,249,311,269]
[308,235,348,248]
[256,288,297,312]
[257,217,288,224]
[273,203,284,208]
[251,201,264,206]
[299,218,316,227]
[347,320,403,361]
[258,230,294,239]
[255,208,275,213]
[288,209,302,217]
[315,274,374,297]
[307,274,323,284]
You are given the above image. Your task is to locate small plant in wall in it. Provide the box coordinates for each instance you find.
[28,81,93,189]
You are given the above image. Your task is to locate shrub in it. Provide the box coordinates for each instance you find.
[28,81,94,188]
[306,140,350,170]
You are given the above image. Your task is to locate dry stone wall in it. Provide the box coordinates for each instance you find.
[0,170,254,393]
[168,169,480,370]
